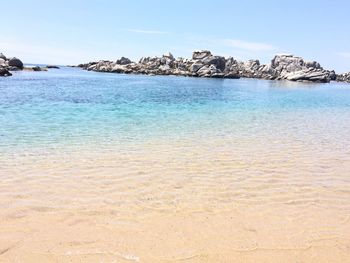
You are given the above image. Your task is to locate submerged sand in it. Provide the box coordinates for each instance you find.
[1,136,350,262]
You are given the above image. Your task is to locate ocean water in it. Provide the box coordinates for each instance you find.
[1,68,350,262]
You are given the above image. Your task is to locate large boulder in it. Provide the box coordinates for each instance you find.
[116,57,132,65]
[162,52,174,60]
[0,53,6,60]
[271,54,304,72]
[192,50,212,60]
[111,64,127,73]
[244,59,260,71]
[189,61,204,73]
[270,54,333,82]
[281,68,332,83]
[202,56,226,71]
[305,60,322,69]
[8,57,23,69]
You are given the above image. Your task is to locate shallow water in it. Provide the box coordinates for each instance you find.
[1,68,350,262]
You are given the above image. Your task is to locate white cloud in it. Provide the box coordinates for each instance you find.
[222,39,276,52]
[127,29,169,34]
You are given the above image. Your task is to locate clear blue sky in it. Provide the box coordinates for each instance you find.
[2,0,350,72]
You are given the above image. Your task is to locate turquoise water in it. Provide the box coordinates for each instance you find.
[2,67,350,262]
[1,67,350,152]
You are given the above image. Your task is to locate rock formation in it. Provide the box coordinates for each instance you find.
[46,65,60,69]
[77,51,341,83]
[1,50,347,83]
[0,53,55,76]
[0,67,12,77]
[0,53,23,77]
[336,72,350,83]
[8,57,24,69]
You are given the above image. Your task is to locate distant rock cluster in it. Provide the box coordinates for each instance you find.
[77,50,345,83]
[0,52,60,77]
[0,52,23,76]
[2,50,350,83]
[336,72,350,83]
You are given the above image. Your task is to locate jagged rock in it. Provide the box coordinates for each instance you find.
[0,53,6,60]
[76,51,349,83]
[159,64,171,71]
[283,69,329,82]
[116,57,132,65]
[192,50,212,60]
[336,72,350,83]
[190,61,204,73]
[163,52,174,60]
[197,65,210,76]
[305,61,321,69]
[0,67,12,76]
[271,54,304,72]
[270,54,332,82]
[202,56,226,71]
[8,57,24,69]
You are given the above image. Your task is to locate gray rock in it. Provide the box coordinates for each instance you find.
[283,69,330,82]
[46,65,60,69]
[76,51,342,83]
[271,54,304,72]
[8,57,24,69]
[0,67,12,77]
[111,64,126,73]
[305,61,321,69]
[197,65,210,76]
[163,52,174,60]
[336,72,350,83]
[116,57,132,65]
[192,50,212,60]
[224,72,240,79]
[202,56,226,71]
[190,61,204,73]
[8,66,22,71]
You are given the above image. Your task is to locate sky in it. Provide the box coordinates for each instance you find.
[2,0,350,72]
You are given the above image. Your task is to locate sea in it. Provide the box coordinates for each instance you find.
[1,67,350,262]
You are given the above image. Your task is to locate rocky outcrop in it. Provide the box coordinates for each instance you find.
[0,53,53,76]
[192,50,212,60]
[76,51,349,83]
[78,50,240,79]
[336,72,350,83]
[269,54,335,83]
[0,53,24,77]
